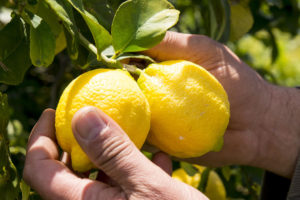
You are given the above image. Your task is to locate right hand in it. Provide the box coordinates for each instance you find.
[23,107,208,200]
[144,31,300,178]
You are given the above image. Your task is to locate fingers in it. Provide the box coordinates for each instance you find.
[23,109,123,200]
[72,106,171,188]
[144,31,223,69]
[152,152,172,176]
[25,109,59,161]
[179,130,257,167]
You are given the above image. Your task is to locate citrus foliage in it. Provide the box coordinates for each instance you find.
[0,0,299,199]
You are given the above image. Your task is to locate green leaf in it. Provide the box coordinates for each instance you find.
[197,167,211,193]
[0,16,31,85]
[229,2,253,41]
[67,0,112,59]
[102,46,155,63]
[0,93,9,137]
[116,53,155,63]
[200,0,231,42]
[180,162,198,176]
[267,28,279,63]
[43,0,74,31]
[0,93,19,200]
[43,0,79,59]
[221,166,231,181]
[20,179,30,200]
[111,0,180,54]
[30,19,56,67]
[54,29,67,55]
[25,0,63,37]
[88,169,98,180]
[83,0,115,31]
[101,45,115,57]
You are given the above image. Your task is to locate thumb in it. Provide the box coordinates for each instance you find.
[71,106,162,187]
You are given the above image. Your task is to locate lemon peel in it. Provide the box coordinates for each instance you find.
[138,60,230,158]
[55,69,150,172]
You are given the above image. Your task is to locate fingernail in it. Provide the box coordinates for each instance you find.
[74,108,107,141]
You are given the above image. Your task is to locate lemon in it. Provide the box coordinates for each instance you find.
[55,69,150,172]
[230,3,254,41]
[138,60,230,158]
[172,166,226,200]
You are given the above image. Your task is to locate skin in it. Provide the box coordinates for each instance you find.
[23,107,208,200]
[23,31,300,199]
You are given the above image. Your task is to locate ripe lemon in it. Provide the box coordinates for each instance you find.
[138,60,230,158]
[172,165,226,200]
[55,69,150,172]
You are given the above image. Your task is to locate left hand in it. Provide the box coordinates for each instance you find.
[23,107,208,200]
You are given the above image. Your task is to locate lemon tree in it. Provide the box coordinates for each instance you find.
[1,0,298,199]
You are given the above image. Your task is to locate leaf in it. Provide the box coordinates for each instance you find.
[111,0,180,54]
[55,29,67,55]
[30,19,56,67]
[102,46,155,63]
[180,162,198,176]
[67,0,112,59]
[268,28,279,63]
[88,169,98,180]
[0,93,19,200]
[20,179,30,200]
[43,0,74,31]
[229,2,254,41]
[197,167,211,193]
[25,0,63,36]
[0,93,9,137]
[61,26,77,60]
[83,0,115,31]
[200,0,231,42]
[0,16,31,85]
[43,0,79,59]
[221,166,231,181]
[116,53,155,63]
[101,45,115,57]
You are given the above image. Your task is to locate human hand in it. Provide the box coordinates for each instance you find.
[23,107,208,200]
[144,31,300,178]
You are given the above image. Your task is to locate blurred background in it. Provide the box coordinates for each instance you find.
[1,0,300,199]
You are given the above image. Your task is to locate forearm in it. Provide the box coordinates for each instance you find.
[256,85,300,178]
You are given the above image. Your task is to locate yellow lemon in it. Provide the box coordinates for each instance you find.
[55,69,150,172]
[172,166,226,200]
[138,60,230,158]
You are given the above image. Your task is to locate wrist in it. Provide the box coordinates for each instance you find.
[255,84,300,178]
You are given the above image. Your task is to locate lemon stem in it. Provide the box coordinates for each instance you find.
[78,33,123,69]
[111,52,121,60]
[124,64,143,76]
